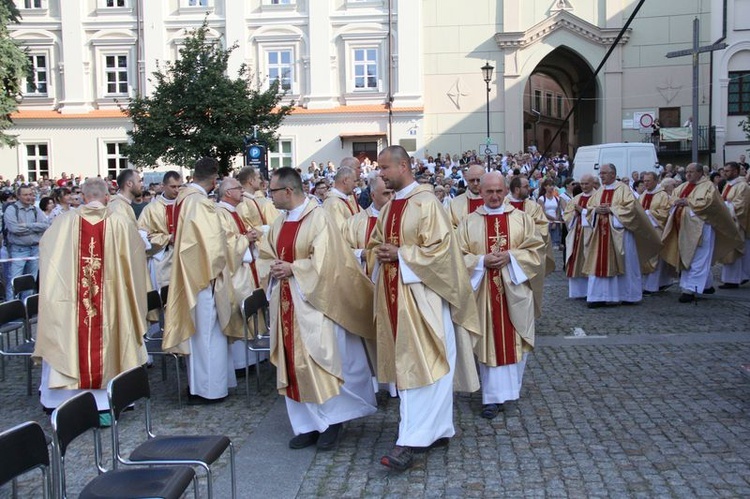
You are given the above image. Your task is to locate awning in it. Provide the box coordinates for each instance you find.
[339,132,387,147]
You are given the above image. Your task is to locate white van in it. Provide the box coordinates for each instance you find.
[571,143,660,181]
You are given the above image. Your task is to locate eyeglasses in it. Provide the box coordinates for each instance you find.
[268,186,289,193]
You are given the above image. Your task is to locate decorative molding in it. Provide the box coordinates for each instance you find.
[446,78,468,110]
[656,77,682,104]
[550,0,573,13]
[494,10,630,49]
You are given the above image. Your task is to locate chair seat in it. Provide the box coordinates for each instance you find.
[248,337,270,351]
[130,435,231,464]
[144,338,164,354]
[0,322,24,334]
[2,341,34,355]
[79,466,195,499]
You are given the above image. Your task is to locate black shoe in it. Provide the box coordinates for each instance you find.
[316,423,342,451]
[643,290,653,296]
[480,403,503,419]
[742,279,749,285]
[186,392,226,406]
[587,301,605,309]
[621,301,639,306]
[678,293,694,303]
[719,283,739,289]
[412,437,450,454]
[289,431,319,449]
[703,287,716,295]
[380,445,414,471]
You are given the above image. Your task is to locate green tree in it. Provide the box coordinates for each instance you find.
[0,0,29,147]
[741,115,750,142]
[124,22,293,176]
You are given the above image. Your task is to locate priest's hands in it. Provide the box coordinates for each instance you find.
[375,243,399,263]
[485,251,510,269]
[270,260,293,280]
[673,198,688,207]
[245,229,259,244]
[595,204,611,215]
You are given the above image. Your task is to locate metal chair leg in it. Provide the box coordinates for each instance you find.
[255,351,261,392]
[174,355,183,408]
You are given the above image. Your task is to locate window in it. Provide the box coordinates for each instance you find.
[26,144,49,182]
[267,50,293,92]
[534,90,541,112]
[105,142,129,178]
[23,0,43,8]
[269,139,293,169]
[105,0,126,6]
[728,71,750,116]
[104,55,129,95]
[556,95,563,118]
[270,0,294,4]
[353,48,378,90]
[25,54,47,96]
[187,0,208,6]
[545,93,552,116]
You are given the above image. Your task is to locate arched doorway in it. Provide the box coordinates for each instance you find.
[523,46,597,157]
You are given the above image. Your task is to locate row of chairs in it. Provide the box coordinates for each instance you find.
[0,365,236,498]
[0,274,39,396]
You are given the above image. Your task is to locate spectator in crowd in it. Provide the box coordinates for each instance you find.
[39,196,55,220]
[50,187,72,220]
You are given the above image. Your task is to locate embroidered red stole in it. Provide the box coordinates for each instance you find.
[675,183,697,234]
[485,214,517,365]
[277,220,303,402]
[722,183,732,201]
[509,200,525,211]
[365,216,377,246]
[566,195,590,278]
[250,197,267,225]
[339,197,356,216]
[641,193,654,210]
[165,203,175,238]
[384,199,408,339]
[228,210,260,288]
[77,218,106,389]
[468,197,483,214]
[594,189,615,277]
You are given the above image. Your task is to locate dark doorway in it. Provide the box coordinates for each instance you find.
[352,142,378,162]
[658,107,680,128]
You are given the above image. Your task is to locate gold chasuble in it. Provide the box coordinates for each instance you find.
[504,197,552,317]
[562,193,592,278]
[323,189,362,232]
[107,194,137,224]
[639,188,672,273]
[583,182,661,276]
[343,206,379,278]
[237,192,280,230]
[163,185,235,353]
[258,200,374,404]
[34,205,147,390]
[367,184,481,391]
[448,190,483,228]
[137,195,176,288]
[456,207,544,367]
[661,178,743,270]
[722,179,750,240]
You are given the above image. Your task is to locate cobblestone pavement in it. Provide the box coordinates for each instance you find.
[2,253,749,497]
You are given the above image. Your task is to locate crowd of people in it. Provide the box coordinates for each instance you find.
[1,146,749,472]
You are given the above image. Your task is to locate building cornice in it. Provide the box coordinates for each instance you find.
[494,10,630,49]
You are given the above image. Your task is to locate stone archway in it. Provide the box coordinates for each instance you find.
[523,46,597,156]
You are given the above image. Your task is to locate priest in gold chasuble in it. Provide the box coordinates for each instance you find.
[562,174,595,298]
[237,166,281,237]
[582,164,661,307]
[322,166,362,232]
[719,161,750,287]
[35,178,147,411]
[258,167,376,451]
[447,164,485,228]
[163,158,236,402]
[368,146,481,472]
[138,170,181,291]
[343,176,393,278]
[456,172,544,420]
[661,163,743,302]
[639,172,674,293]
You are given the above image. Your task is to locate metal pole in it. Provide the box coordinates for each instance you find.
[486,82,490,169]
[692,17,699,164]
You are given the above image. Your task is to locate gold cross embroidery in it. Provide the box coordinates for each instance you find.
[387,214,399,247]
[80,237,102,327]
[488,218,507,254]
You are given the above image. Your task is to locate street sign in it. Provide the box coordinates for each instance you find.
[245,142,268,179]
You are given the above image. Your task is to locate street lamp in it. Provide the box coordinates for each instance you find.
[481,62,494,168]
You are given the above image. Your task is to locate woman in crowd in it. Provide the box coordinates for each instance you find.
[538,178,565,249]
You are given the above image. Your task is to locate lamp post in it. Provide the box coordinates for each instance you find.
[481,62,494,169]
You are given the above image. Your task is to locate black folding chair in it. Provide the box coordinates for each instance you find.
[144,289,184,407]
[0,300,34,395]
[242,289,272,395]
[51,392,196,499]
[0,421,51,499]
[24,294,39,328]
[108,365,236,499]
[11,274,36,301]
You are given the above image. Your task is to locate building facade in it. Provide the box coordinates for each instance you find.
[2,0,742,181]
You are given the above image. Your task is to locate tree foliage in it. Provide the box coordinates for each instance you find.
[0,0,28,147]
[741,115,750,142]
[124,22,293,176]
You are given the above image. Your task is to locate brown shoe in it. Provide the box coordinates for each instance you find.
[380,445,414,471]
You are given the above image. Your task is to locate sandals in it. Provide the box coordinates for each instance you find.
[380,445,414,471]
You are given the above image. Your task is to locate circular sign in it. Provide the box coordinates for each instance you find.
[639,113,654,128]
[248,146,262,159]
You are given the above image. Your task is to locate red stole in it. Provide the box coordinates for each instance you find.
[249,197,267,225]
[277,220,303,402]
[228,209,260,288]
[675,183,697,234]
[165,203,175,237]
[722,183,732,201]
[365,216,377,246]
[641,193,654,210]
[485,214,517,365]
[384,199,409,338]
[468,197,483,214]
[339,197,356,216]
[594,188,615,277]
[77,218,106,389]
[509,200,525,211]
[566,195,590,278]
